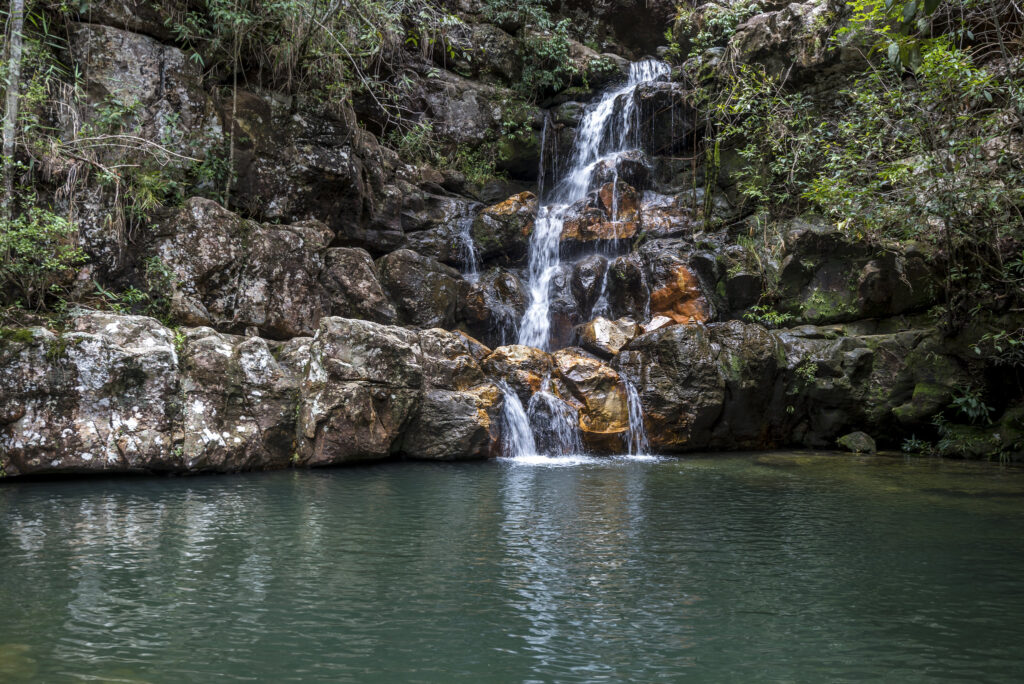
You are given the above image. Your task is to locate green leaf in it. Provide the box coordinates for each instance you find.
[923,0,941,13]
[885,0,897,9]
[887,42,900,64]
[903,0,918,23]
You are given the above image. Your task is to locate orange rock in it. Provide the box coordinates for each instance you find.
[597,181,639,222]
[561,220,638,242]
[485,191,536,216]
[649,265,708,325]
[552,349,630,452]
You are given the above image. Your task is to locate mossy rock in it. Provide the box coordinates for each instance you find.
[892,382,953,426]
[837,431,877,454]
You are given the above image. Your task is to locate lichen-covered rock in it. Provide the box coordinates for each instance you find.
[724,0,846,80]
[418,328,488,391]
[67,22,215,154]
[66,22,219,275]
[377,249,464,329]
[471,192,536,260]
[294,318,500,465]
[179,328,307,471]
[225,92,400,251]
[154,197,332,338]
[295,318,422,465]
[321,247,398,324]
[0,313,180,476]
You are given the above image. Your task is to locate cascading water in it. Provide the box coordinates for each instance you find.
[518,59,670,350]
[504,59,668,461]
[498,382,537,459]
[622,378,650,456]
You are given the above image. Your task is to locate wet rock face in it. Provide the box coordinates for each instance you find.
[635,81,697,155]
[0,313,180,476]
[482,345,556,404]
[571,255,609,318]
[561,182,640,244]
[552,349,630,452]
[577,316,642,357]
[471,192,536,261]
[459,268,527,347]
[648,263,710,325]
[154,198,332,339]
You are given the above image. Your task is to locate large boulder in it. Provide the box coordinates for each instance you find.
[459,267,527,347]
[295,318,500,465]
[724,0,847,81]
[153,197,332,338]
[471,192,536,260]
[777,217,938,324]
[179,328,308,471]
[0,313,180,476]
[577,316,642,357]
[295,318,423,466]
[321,247,398,324]
[377,249,464,329]
[552,349,630,452]
[614,324,726,450]
[402,385,503,460]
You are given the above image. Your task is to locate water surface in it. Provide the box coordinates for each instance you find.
[2,452,1024,682]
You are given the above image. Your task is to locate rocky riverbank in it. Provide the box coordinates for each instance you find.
[1,0,1022,476]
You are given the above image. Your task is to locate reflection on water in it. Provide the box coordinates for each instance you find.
[2,453,1024,682]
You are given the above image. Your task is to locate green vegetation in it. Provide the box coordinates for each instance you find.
[683,0,1024,331]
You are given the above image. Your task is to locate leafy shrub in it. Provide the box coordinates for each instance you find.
[0,199,86,311]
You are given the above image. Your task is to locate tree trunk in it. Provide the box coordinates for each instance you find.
[2,0,26,224]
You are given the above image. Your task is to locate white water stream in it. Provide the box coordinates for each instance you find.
[501,60,668,460]
[517,59,670,350]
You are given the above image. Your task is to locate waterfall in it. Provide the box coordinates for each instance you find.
[455,213,480,283]
[504,59,666,461]
[499,382,537,459]
[526,380,584,455]
[622,378,650,456]
[517,59,669,350]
